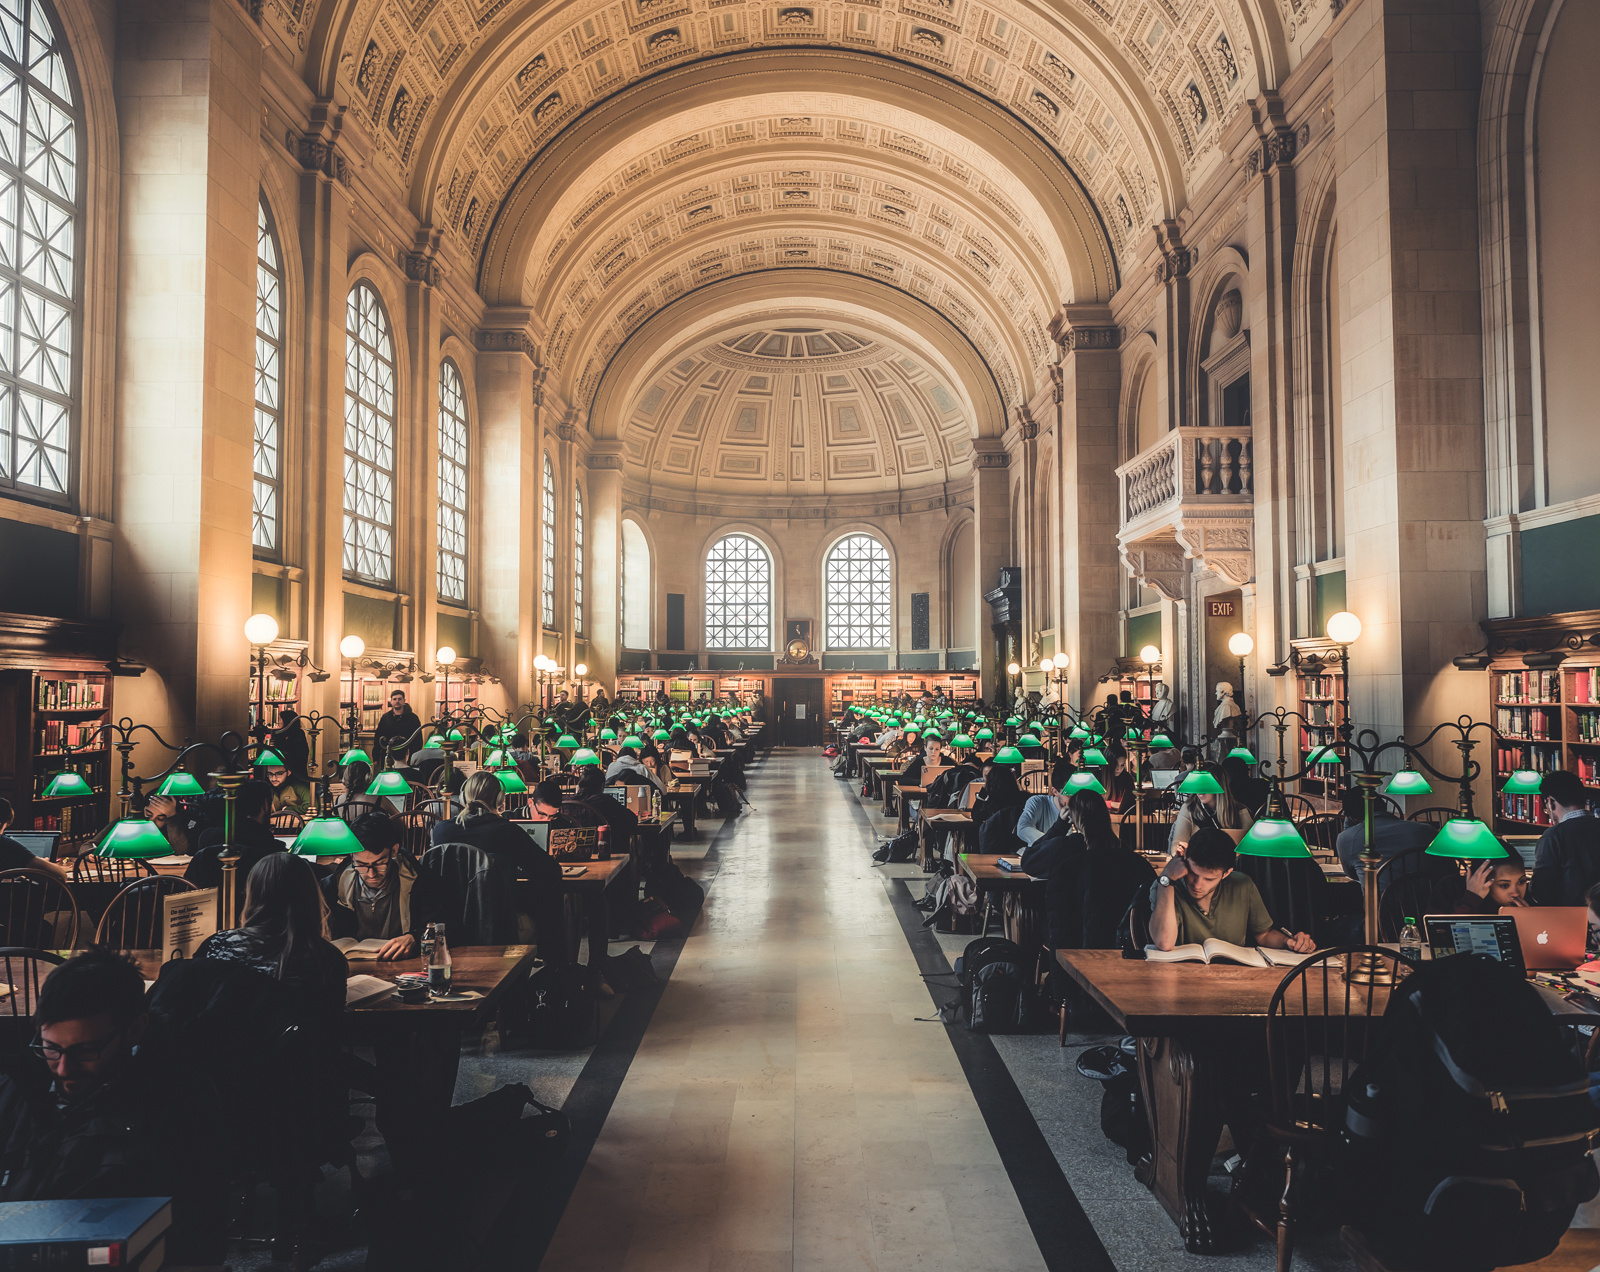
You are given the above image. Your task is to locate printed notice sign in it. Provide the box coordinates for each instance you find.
[794,703,806,719]
[163,887,218,961]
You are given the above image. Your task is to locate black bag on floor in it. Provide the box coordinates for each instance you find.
[645,855,704,913]
[447,1082,570,1169]
[602,944,660,991]
[1339,953,1600,1271]
[510,962,600,1050]
[872,829,918,864]
[957,937,1036,1033]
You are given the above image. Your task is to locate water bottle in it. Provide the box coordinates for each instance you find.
[597,824,611,861]
[427,921,453,994]
[1399,916,1422,966]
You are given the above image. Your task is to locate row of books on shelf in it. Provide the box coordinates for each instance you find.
[1495,744,1562,773]
[1497,705,1557,739]
[25,803,103,834]
[1302,701,1342,726]
[1574,711,1600,742]
[1573,669,1600,705]
[34,720,102,754]
[1500,792,1554,826]
[1299,675,1343,699]
[1495,669,1561,704]
[1577,755,1600,785]
[35,678,105,711]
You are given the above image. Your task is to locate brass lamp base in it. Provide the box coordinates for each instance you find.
[1343,950,1400,987]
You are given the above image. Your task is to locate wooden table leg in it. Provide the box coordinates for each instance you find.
[883,779,896,818]
[1133,1033,1235,1254]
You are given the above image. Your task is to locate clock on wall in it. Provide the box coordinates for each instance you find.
[786,634,811,662]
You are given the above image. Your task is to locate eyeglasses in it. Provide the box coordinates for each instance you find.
[353,854,396,874]
[31,1028,123,1065]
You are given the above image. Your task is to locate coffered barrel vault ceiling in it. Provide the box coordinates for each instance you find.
[270,0,1308,438]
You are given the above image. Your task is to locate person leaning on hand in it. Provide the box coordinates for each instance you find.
[1150,826,1314,953]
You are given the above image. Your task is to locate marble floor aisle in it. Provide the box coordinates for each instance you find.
[540,751,1053,1272]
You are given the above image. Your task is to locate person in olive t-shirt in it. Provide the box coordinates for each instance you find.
[1149,826,1314,952]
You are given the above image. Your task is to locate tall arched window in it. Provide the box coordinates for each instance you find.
[0,0,79,500]
[344,282,396,585]
[436,359,468,603]
[253,196,284,555]
[622,519,650,648]
[541,453,556,627]
[825,533,892,649]
[705,533,772,650]
[573,484,584,637]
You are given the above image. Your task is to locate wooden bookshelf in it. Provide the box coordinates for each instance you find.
[1289,638,1347,798]
[1483,657,1600,834]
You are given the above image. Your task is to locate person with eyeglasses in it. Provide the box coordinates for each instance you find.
[323,812,445,959]
[0,947,225,1263]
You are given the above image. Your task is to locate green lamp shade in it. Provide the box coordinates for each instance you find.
[950,734,974,748]
[96,817,173,859]
[600,728,617,741]
[255,747,286,768]
[571,748,601,767]
[1178,770,1225,795]
[1125,727,1143,741]
[447,730,465,743]
[1501,770,1545,795]
[1081,747,1109,767]
[1147,734,1175,750]
[156,772,206,798]
[975,727,995,741]
[1004,717,1021,727]
[1306,746,1341,766]
[292,817,363,858]
[1383,769,1434,796]
[652,729,671,741]
[1427,818,1507,859]
[921,729,942,741]
[992,746,1024,766]
[1017,733,1042,747]
[338,747,372,766]
[1069,724,1090,740]
[556,733,580,748]
[1064,772,1108,796]
[543,718,557,728]
[621,735,644,749]
[424,736,444,748]
[904,725,920,736]
[1237,818,1313,859]
[41,771,93,799]
[484,749,508,768]
[1227,747,1257,764]
[495,770,529,794]
[366,771,414,796]
[1044,718,1060,728]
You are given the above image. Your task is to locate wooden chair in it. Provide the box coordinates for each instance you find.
[1376,849,1463,941]
[1405,806,1456,826]
[0,870,82,949]
[95,876,199,947]
[269,810,305,832]
[0,947,65,1025]
[1300,812,1345,854]
[1258,946,1408,1272]
[1020,768,1051,794]
[70,853,155,884]
[393,810,439,858]
[1280,793,1321,823]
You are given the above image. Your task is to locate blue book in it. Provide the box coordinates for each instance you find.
[0,1197,170,1269]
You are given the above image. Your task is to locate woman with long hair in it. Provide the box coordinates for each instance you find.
[195,853,348,1023]
[1168,761,1254,850]
[431,769,558,884]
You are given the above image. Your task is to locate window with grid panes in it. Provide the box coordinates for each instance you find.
[343,283,396,585]
[541,452,555,627]
[704,533,772,650]
[436,359,468,603]
[825,534,892,649]
[573,484,584,636]
[253,196,283,554]
[0,0,80,501]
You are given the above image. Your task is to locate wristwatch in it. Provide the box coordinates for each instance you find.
[1156,875,1173,888]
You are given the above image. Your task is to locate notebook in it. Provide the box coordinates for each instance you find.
[1501,906,1588,971]
[1424,915,1526,974]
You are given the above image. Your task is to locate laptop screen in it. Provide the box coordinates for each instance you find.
[511,820,552,850]
[604,786,627,803]
[6,831,57,858]
[1424,915,1525,972]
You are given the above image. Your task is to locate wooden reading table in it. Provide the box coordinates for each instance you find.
[958,853,1046,946]
[918,810,972,871]
[895,786,925,834]
[553,856,634,965]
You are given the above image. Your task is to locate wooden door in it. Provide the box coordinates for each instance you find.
[775,678,825,746]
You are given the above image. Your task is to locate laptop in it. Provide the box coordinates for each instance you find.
[1424,915,1526,974]
[1151,769,1181,789]
[1501,906,1589,970]
[604,785,627,803]
[5,831,59,858]
[510,820,552,850]
[1502,836,1540,871]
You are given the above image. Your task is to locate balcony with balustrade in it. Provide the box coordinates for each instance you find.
[1114,427,1256,598]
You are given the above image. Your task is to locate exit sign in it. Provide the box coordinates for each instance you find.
[1207,600,1236,618]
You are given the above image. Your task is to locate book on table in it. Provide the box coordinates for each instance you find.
[1143,939,1314,968]
[994,856,1024,872]
[0,1197,170,1269]
[331,937,391,958]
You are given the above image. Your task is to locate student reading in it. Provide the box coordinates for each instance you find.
[1150,826,1315,952]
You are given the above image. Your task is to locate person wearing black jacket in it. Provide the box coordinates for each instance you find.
[574,768,638,847]
[323,813,446,958]
[270,707,311,781]
[975,764,1030,854]
[1533,770,1600,906]
[432,771,564,887]
[371,690,423,767]
[1020,790,1156,952]
[185,779,283,888]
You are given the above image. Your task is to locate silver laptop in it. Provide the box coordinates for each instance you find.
[6,831,58,858]
[511,820,552,850]
[1151,769,1181,789]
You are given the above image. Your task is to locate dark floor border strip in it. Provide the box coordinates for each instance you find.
[839,788,1118,1272]
[486,788,746,1268]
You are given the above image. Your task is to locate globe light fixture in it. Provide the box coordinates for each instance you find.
[1326,611,1363,646]
[1006,661,1021,676]
[575,663,588,677]
[244,613,279,646]
[1140,644,1161,665]
[1228,632,1255,658]
[339,634,366,660]
[436,645,457,666]
[1039,656,1055,673]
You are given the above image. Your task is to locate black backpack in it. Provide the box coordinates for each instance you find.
[1339,953,1600,1271]
[645,853,705,913]
[957,937,1035,1033]
[871,829,918,864]
[508,963,601,1050]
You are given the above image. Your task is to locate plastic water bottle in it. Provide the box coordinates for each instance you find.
[1399,917,1422,966]
[427,921,452,994]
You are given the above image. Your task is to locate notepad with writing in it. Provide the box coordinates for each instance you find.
[345,974,394,1005]
[332,937,390,958]
[1143,940,1313,968]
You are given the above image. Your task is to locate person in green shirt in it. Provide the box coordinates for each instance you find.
[1150,826,1314,952]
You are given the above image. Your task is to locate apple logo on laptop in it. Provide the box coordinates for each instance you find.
[1537,930,1550,946]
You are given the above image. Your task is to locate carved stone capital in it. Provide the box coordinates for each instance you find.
[972,450,1010,470]
[403,251,443,287]
[1013,405,1038,440]
[1265,127,1298,169]
[588,453,625,470]
[475,330,539,361]
[1120,541,1189,602]
[1173,518,1255,586]
[1049,363,1064,405]
[289,133,349,187]
[1060,324,1120,352]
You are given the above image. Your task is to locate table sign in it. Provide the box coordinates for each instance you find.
[162,886,217,961]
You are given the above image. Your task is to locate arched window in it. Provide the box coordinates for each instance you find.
[436,359,468,603]
[0,0,79,500]
[253,195,284,555]
[573,484,584,637]
[344,282,396,585]
[541,453,556,627]
[622,519,650,648]
[704,533,772,651]
[825,533,892,649]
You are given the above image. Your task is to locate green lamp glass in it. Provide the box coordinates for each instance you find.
[447,729,465,743]
[424,735,444,749]
[292,817,363,858]
[495,769,529,795]
[156,772,206,798]
[1081,747,1109,767]
[921,728,942,741]
[1148,734,1175,750]
[1044,718,1060,728]
[1237,818,1313,859]
[96,817,174,859]
[1064,772,1108,796]
[366,770,414,797]
[1382,769,1434,797]
[338,747,372,766]
[1069,724,1090,740]
[1125,727,1143,741]
[1227,746,1258,764]
[254,747,287,768]
[571,748,601,767]
[652,729,671,741]
[950,734,974,749]
[484,749,508,768]
[992,746,1024,766]
[621,735,644,750]
[1427,818,1506,859]
[974,727,994,742]
[1306,745,1341,766]
[904,725,921,736]
[556,733,580,748]
[1177,770,1225,795]
[1004,716,1021,727]
[41,771,93,799]
[1017,733,1042,747]
[599,728,617,741]
[1501,770,1545,795]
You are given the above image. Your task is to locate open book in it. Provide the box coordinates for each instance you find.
[332,937,391,958]
[1144,939,1313,968]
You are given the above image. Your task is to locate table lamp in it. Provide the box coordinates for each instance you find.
[292,817,362,858]
[1081,747,1109,767]
[1426,818,1506,859]
[1382,768,1433,797]
[254,747,287,768]
[495,769,529,795]
[1018,733,1041,747]
[156,772,206,797]
[992,746,1024,766]
[1501,770,1544,795]
[338,746,372,766]
[1236,817,1312,859]
[556,733,580,749]
[571,748,601,767]
[1177,770,1224,795]
[96,817,174,859]
[366,770,413,797]
[1227,746,1257,764]
[950,733,974,749]
[1064,772,1107,796]
[41,770,93,799]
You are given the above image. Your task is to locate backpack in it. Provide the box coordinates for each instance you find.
[1339,953,1600,1271]
[956,937,1035,1033]
[871,829,918,864]
[922,871,982,933]
[508,962,600,1050]
[645,854,704,913]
